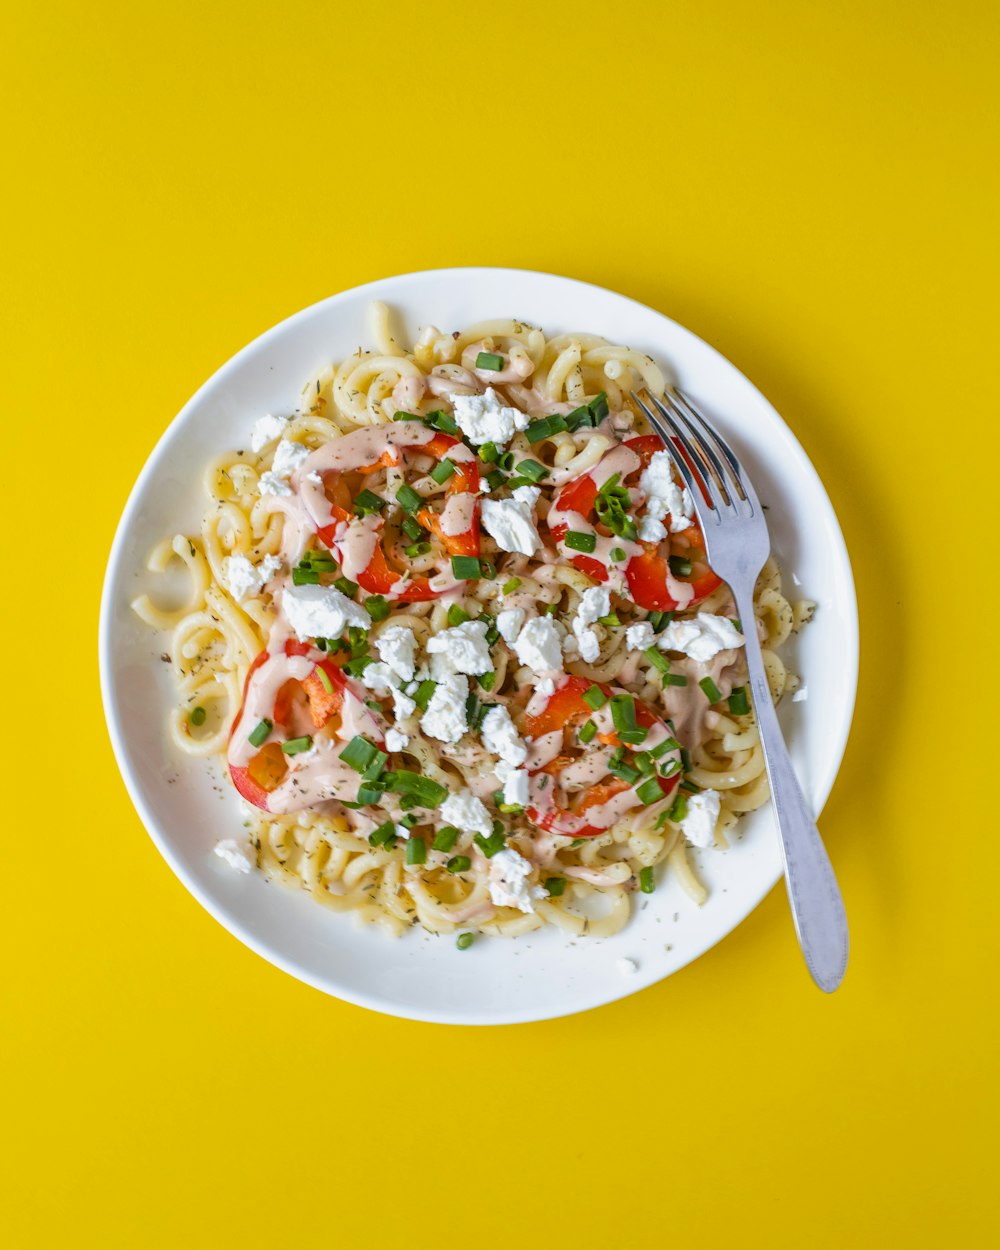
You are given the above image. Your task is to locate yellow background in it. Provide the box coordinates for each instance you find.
[3,2,997,1246]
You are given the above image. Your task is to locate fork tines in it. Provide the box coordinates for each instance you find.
[631,387,758,520]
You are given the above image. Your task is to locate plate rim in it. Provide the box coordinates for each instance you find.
[99,265,859,1024]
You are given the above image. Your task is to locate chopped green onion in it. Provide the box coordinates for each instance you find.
[525,414,568,444]
[425,410,458,435]
[398,794,419,810]
[248,719,272,748]
[699,676,722,703]
[635,776,665,805]
[446,855,472,873]
[478,442,499,464]
[475,351,505,371]
[650,736,681,759]
[339,736,379,773]
[364,699,382,711]
[357,782,385,805]
[598,612,621,627]
[610,547,626,562]
[361,750,388,781]
[502,577,522,595]
[343,655,372,677]
[647,611,674,632]
[333,576,358,599]
[609,759,642,785]
[516,459,549,482]
[668,793,688,823]
[412,679,436,711]
[315,666,334,694]
[659,758,682,778]
[451,555,482,579]
[456,932,475,950]
[564,404,595,432]
[364,595,390,623]
[545,877,567,897]
[465,691,480,729]
[189,706,206,727]
[635,751,656,774]
[430,458,456,485]
[544,603,559,616]
[680,746,692,773]
[368,820,397,847]
[732,618,743,632]
[404,542,431,557]
[432,826,460,852]
[484,469,507,491]
[405,836,427,865]
[393,410,422,422]
[401,515,424,542]
[447,604,470,627]
[579,719,597,744]
[680,779,701,794]
[565,530,597,553]
[384,771,448,807]
[292,567,320,586]
[395,483,424,514]
[481,560,496,580]
[478,671,496,692]
[610,694,637,735]
[663,672,689,687]
[669,555,693,578]
[400,813,419,828]
[588,391,609,421]
[569,838,587,848]
[644,646,671,675]
[281,735,313,755]
[728,686,750,716]
[639,865,656,894]
[497,451,516,471]
[474,830,506,858]
[354,489,386,516]
[583,684,607,710]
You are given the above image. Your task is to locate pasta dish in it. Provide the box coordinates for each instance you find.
[133,304,811,943]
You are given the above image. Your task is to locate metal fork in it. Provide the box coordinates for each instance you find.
[631,385,849,992]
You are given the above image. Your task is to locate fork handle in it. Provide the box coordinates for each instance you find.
[732,585,849,991]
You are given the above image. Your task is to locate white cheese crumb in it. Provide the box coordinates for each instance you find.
[658,613,744,662]
[625,621,656,652]
[449,387,530,447]
[488,848,542,913]
[512,615,563,672]
[639,449,694,533]
[496,608,526,643]
[375,625,418,684]
[617,957,638,976]
[420,673,469,743]
[426,620,493,676]
[680,789,721,848]
[384,727,409,752]
[535,676,555,699]
[480,492,542,556]
[213,838,253,874]
[250,412,291,452]
[222,554,282,603]
[360,662,416,721]
[572,585,611,663]
[637,514,668,543]
[481,705,527,766]
[282,583,371,641]
[259,470,294,497]
[792,685,808,703]
[439,787,492,837]
[271,438,310,479]
[495,760,529,807]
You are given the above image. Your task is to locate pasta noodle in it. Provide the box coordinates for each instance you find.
[134,306,810,941]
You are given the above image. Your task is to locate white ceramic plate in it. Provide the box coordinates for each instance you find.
[100,267,858,1025]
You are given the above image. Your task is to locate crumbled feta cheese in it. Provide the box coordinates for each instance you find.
[625,621,656,652]
[439,786,492,836]
[222,554,282,603]
[480,492,542,556]
[659,613,744,662]
[282,583,371,641]
[488,848,542,913]
[213,838,253,874]
[572,585,610,663]
[426,620,493,676]
[271,438,310,478]
[637,514,668,543]
[481,705,527,766]
[639,449,694,533]
[384,727,409,752]
[449,387,530,447]
[535,676,555,699]
[617,957,638,976]
[512,615,563,671]
[421,673,469,743]
[680,789,721,848]
[259,470,293,497]
[305,470,323,485]
[250,412,291,452]
[495,760,529,807]
[375,625,417,683]
[792,685,808,703]
[496,608,525,643]
[360,662,417,721]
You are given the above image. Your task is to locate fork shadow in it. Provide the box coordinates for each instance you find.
[614,281,908,991]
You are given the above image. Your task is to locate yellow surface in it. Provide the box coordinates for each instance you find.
[2,2,996,1246]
